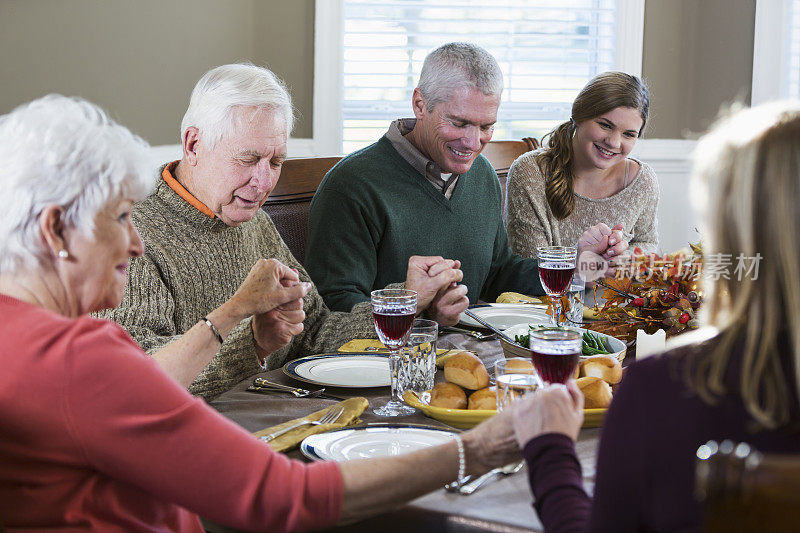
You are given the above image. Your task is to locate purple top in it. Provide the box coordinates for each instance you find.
[524,337,800,532]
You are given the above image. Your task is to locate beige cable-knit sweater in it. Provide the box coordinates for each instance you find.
[506,149,660,257]
[98,176,377,400]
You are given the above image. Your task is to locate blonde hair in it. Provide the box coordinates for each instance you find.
[690,101,800,429]
[537,72,649,219]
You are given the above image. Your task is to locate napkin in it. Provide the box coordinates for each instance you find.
[338,338,451,356]
[337,339,460,369]
[498,291,598,320]
[254,397,369,452]
[496,292,542,304]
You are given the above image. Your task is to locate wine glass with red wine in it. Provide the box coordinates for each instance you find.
[537,246,577,326]
[371,289,418,416]
[528,327,582,384]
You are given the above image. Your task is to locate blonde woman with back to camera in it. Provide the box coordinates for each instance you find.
[506,72,659,259]
[0,95,525,531]
[510,102,800,531]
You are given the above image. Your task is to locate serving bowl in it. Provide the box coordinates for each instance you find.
[500,323,626,362]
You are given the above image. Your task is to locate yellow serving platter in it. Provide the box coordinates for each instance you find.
[403,390,607,430]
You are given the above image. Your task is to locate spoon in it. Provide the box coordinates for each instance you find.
[445,462,524,494]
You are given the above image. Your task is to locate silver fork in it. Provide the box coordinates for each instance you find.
[259,405,344,442]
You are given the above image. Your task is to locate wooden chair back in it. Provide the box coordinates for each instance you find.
[695,440,800,532]
[481,137,539,220]
[262,156,341,265]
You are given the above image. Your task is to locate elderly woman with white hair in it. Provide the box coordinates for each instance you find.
[0,95,523,531]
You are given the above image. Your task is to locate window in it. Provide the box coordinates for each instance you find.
[314,0,644,155]
[752,0,800,103]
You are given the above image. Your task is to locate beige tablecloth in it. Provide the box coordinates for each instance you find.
[208,331,601,533]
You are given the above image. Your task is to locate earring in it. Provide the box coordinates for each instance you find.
[58,250,69,259]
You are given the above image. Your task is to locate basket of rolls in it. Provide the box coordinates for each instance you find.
[403,349,623,429]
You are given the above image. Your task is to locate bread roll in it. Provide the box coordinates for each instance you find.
[505,358,535,374]
[468,386,497,410]
[576,376,613,409]
[428,382,467,409]
[582,355,622,384]
[444,351,490,390]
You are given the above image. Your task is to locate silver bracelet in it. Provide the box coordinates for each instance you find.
[454,435,467,487]
[201,316,224,345]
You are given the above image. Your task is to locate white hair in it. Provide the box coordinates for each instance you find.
[0,94,155,274]
[180,63,294,149]
[418,42,504,111]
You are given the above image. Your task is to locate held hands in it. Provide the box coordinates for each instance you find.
[511,381,584,448]
[405,256,469,326]
[461,404,524,471]
[228,259,310,357]
[577,223,629,277]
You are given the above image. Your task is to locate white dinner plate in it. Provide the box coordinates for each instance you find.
[283,353,390,388]
[459,303,551,330]
[301,424,457,462]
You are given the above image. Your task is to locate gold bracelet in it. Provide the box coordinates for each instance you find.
[202,316,224,344]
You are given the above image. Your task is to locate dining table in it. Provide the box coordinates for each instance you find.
[205,328,608,533]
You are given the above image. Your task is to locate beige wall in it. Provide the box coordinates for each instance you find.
[0,0,755,143]
[642,0,755,138]
[0,0,315,144]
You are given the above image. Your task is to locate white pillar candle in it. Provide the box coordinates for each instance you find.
[636,329,666,360]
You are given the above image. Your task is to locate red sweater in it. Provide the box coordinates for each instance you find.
[0,295,343,532]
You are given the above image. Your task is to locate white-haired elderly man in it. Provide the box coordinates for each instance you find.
[306,43,628,313]
[101,63,463,400]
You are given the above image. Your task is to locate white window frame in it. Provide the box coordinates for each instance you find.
[310,0,645,156]
[752,0,794,104]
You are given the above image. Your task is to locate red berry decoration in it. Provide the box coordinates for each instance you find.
[679,312,690,324]
[632,297,645,307]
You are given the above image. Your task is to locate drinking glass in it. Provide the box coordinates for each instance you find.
[371,289,417,416]
[398,319,438,395]
[528,327,582,384]
[537,246,577,326]
[566,274,586,325]
[495,358,544,411]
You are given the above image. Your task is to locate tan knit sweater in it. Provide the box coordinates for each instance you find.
[506,149,660,257]
[98,176,377,400]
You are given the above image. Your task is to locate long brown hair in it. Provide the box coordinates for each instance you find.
[685,103,800,429]
[537,72,650,219]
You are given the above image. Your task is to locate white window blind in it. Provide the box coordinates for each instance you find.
[341,0,627,154]
[790,0,800,97]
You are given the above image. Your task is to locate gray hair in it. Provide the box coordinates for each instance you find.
[0,95,154,274]
[417,42,504,111]
[180,63,295,149]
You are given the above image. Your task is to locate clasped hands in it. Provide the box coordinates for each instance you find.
[577,222,630,278]
[221,258,310,360]
[404,255,469,326]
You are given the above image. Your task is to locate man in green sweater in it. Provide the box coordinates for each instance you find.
[100,64,463,400]
[306,43,628,313]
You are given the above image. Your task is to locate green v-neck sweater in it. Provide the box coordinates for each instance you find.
[306,136,543,312]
